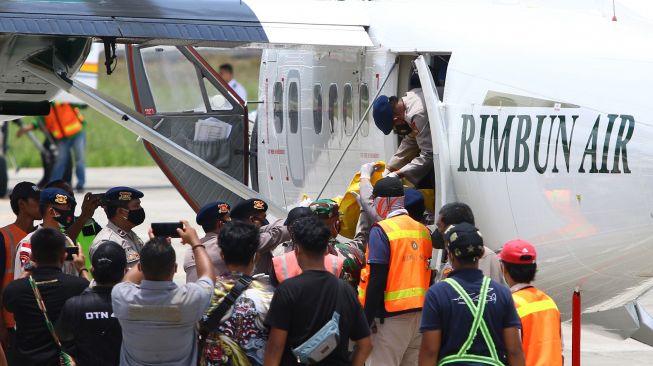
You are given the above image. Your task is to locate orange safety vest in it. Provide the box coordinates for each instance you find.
[0,224,28,328]
[358,214,431,312]
[272,251,344,283]
[512,287,563,366]
[44,103,84,140]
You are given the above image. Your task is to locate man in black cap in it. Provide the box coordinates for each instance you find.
[13,188,85,279]
[372,82,433,187]
[184,201,231,282]
[91,186,145,267]
[231,198,289,275]
[57,241,126,366]
[358,177,432,366]
[419,223,524,366]
[0,182,41,352]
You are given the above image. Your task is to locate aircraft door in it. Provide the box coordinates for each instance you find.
[414,55,455,210]
[285,70,305,186]
[126,45,248,210]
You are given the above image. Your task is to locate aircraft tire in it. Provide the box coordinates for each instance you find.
[0,155,7,198]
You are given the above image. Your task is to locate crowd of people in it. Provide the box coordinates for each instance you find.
[0,172,563,366]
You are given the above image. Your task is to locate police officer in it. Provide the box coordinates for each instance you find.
[372,85,433,187]
[90,187,145,267]
[231,198,289,275]
[183,201,231,282]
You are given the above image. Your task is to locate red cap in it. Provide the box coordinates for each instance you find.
[498,239,537,264]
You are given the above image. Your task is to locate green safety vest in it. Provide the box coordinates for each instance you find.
[439,277,504,366]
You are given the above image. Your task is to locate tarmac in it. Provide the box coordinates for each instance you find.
[2,166,652,365]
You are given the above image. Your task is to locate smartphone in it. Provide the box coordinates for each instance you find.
[151,222,183,238]
[65,247,79,261]
[90,193,106,205]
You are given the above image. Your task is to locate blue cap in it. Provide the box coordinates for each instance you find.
[405,189,425,220]
[40,188,75,206]
[372,95,393,135]
[196,201,231,225]
[104,186,143,203]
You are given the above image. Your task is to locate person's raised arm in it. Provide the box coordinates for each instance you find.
[503,327,525,366]
[177,220,215,282]
[65,193,100,242]
[418,330,441,366]
[351,335,372,366]
[263,327,287,366]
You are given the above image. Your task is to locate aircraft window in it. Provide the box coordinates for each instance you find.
[289,82,299,134]
[343,84,354,136]
[141,47,206,113]
[328,84,338,134]
[359,84,370,137]
[313,84,322,134]
[273,82,283,133]
[203,78,233,111]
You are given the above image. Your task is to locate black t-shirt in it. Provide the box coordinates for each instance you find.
[56,286,122,366]
[2,267,89,366]
[265,270,370,366]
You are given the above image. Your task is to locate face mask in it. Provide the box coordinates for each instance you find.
[126,208,146,226]
[393,123,413,136]
[53,208,74,228]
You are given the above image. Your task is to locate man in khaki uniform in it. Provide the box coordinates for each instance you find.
[230,198,289,275]
[90,187,145,267]
[372,88,433,186]
[183,201,231,282]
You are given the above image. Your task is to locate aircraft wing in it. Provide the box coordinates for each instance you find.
[0,0,372,47]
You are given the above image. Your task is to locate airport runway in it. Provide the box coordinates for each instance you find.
[1,167,652,364]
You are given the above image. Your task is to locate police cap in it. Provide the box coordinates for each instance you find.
[196,201,231,225]
[104,187,144,203]
[445,222,484,259]
[40,188,75,206]
[372,95,394,135]
[230,198,268,221]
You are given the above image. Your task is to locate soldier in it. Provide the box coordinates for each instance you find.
[183,201,231,282]
[90,187,145,267]
[230,198,289,275]
[308,199,367,287]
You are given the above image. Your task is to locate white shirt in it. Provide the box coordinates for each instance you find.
[14,226,77,279]
[228,79,247,101]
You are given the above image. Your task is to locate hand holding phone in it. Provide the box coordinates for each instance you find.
[65,246,78,261]
[151,222,183,238]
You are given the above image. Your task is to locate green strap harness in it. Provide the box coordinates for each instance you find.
[438,277,504,366]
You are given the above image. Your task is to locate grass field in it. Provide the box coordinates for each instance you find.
[8,47,261,168]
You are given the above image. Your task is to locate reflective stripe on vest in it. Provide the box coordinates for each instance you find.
[438,277,503,366]
[357,214,431,311]
[273,252,343,283]
[513,288,563,366]
[45,103,83,140]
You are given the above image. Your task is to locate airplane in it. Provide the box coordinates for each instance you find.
[0,0,652,346]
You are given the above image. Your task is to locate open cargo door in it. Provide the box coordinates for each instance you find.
[126,45,249,210]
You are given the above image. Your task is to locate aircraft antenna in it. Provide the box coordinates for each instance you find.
[612,0,617,21]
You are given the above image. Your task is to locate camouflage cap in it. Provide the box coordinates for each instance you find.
[309,199,339,219]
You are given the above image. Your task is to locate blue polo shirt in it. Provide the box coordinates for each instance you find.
[420,268,520,365]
